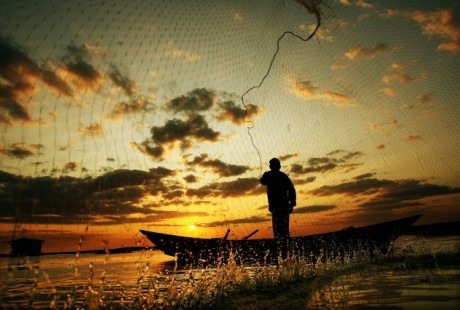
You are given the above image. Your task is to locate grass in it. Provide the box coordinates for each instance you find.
[2,236,458,309]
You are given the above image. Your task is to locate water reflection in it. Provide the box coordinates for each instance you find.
[0,250,177,309]
[306,268,460,309]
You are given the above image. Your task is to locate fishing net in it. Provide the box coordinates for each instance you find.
[1,0,459,253]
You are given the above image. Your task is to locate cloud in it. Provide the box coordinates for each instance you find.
[132,140,166,160]
[216,100,262,125]
[293,205,336,214]
[185,153,249,177]
[380,9,460,54]
[108,65,136,97]
[299,24,334,42]
[162,41,201,63]
[294,176,317,185]
[63,162,77,172]
[279,153,298,162]
[140,114,220,160]
[359,179,460,209]
[285,76,352,107]
[310,176,460,210]
[79,122,104,137]
[60,61,102,90]
[0,143,43,159]
[107,97,153,119]
[382,72,427,84]
[234,13,243,22]
[165,88,262,126]
[338,0,351,6]
[0,168,182,224]
[320,91,351,107]
[166,88,215,114]
[59,44,103,90]
[290,150,363,175]
[354,173,376,180]
[183,174,198,183]
[355,0,372,9]
[379,87,396,97]
[403,135,423,142]
[369,119,400,136]
[288,79,319,98]
[152,115,219,144]
[402,93,435,110]
[344,44,394,60]
[0,37,73,124]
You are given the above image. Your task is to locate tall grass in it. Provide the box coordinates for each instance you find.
[2,236,458,309]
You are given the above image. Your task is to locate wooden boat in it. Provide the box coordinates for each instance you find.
[140,214,422,265]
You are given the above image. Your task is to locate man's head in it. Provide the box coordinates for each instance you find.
[269,158,281,171]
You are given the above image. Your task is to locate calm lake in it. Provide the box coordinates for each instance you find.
[1,236,459,309]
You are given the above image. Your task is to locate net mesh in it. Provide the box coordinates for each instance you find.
[0,0,459,252]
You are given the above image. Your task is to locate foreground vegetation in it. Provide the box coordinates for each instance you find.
[121,236,459,309]
[2,236,458,309]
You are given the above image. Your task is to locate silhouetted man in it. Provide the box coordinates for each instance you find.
[260,158,296,241]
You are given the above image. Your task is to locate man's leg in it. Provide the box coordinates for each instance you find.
[272,213,281,239]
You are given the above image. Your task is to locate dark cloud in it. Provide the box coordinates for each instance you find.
[108,97,153,119]
[0,143,42,159]
[310,177,460,210]
[279,153,298,162]
[152,115,219,144]
[0,37,72,124]
[198,215,269,228]
[354,173,376,180]
[64,61,102,88]
[310,178,395,197]
[166,88,215,113]
[61,44,102,89]
[183,174,198,183]
[216,100,261,125]
[141,114,220,160]
[293,205,336,214]
[132,140,165,159]
[108,65,136,97]
[290,150,363,175]
[0,167,179,225]
[185,153,249,177]
[294,176,317,185]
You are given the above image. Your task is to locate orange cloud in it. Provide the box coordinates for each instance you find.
[403,135,423,142]
[410,9,460,54]
[379,87,396,97]
[344,44,395,60]
[79,122,104,137]
[380,9,460,54]
[286,76,352,107]
[382,71,427,84]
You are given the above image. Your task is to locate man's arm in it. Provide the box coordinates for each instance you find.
[260,171,269,185]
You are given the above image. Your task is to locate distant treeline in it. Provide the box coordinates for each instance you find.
[406,221,460,236]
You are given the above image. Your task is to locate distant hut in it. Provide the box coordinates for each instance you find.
[6,238,44,256]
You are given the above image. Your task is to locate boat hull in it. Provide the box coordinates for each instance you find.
[140,214,422,265]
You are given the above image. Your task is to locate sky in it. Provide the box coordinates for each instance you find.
[0,0,459,253]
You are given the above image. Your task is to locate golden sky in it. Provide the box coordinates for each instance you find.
[0,0,459,253]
